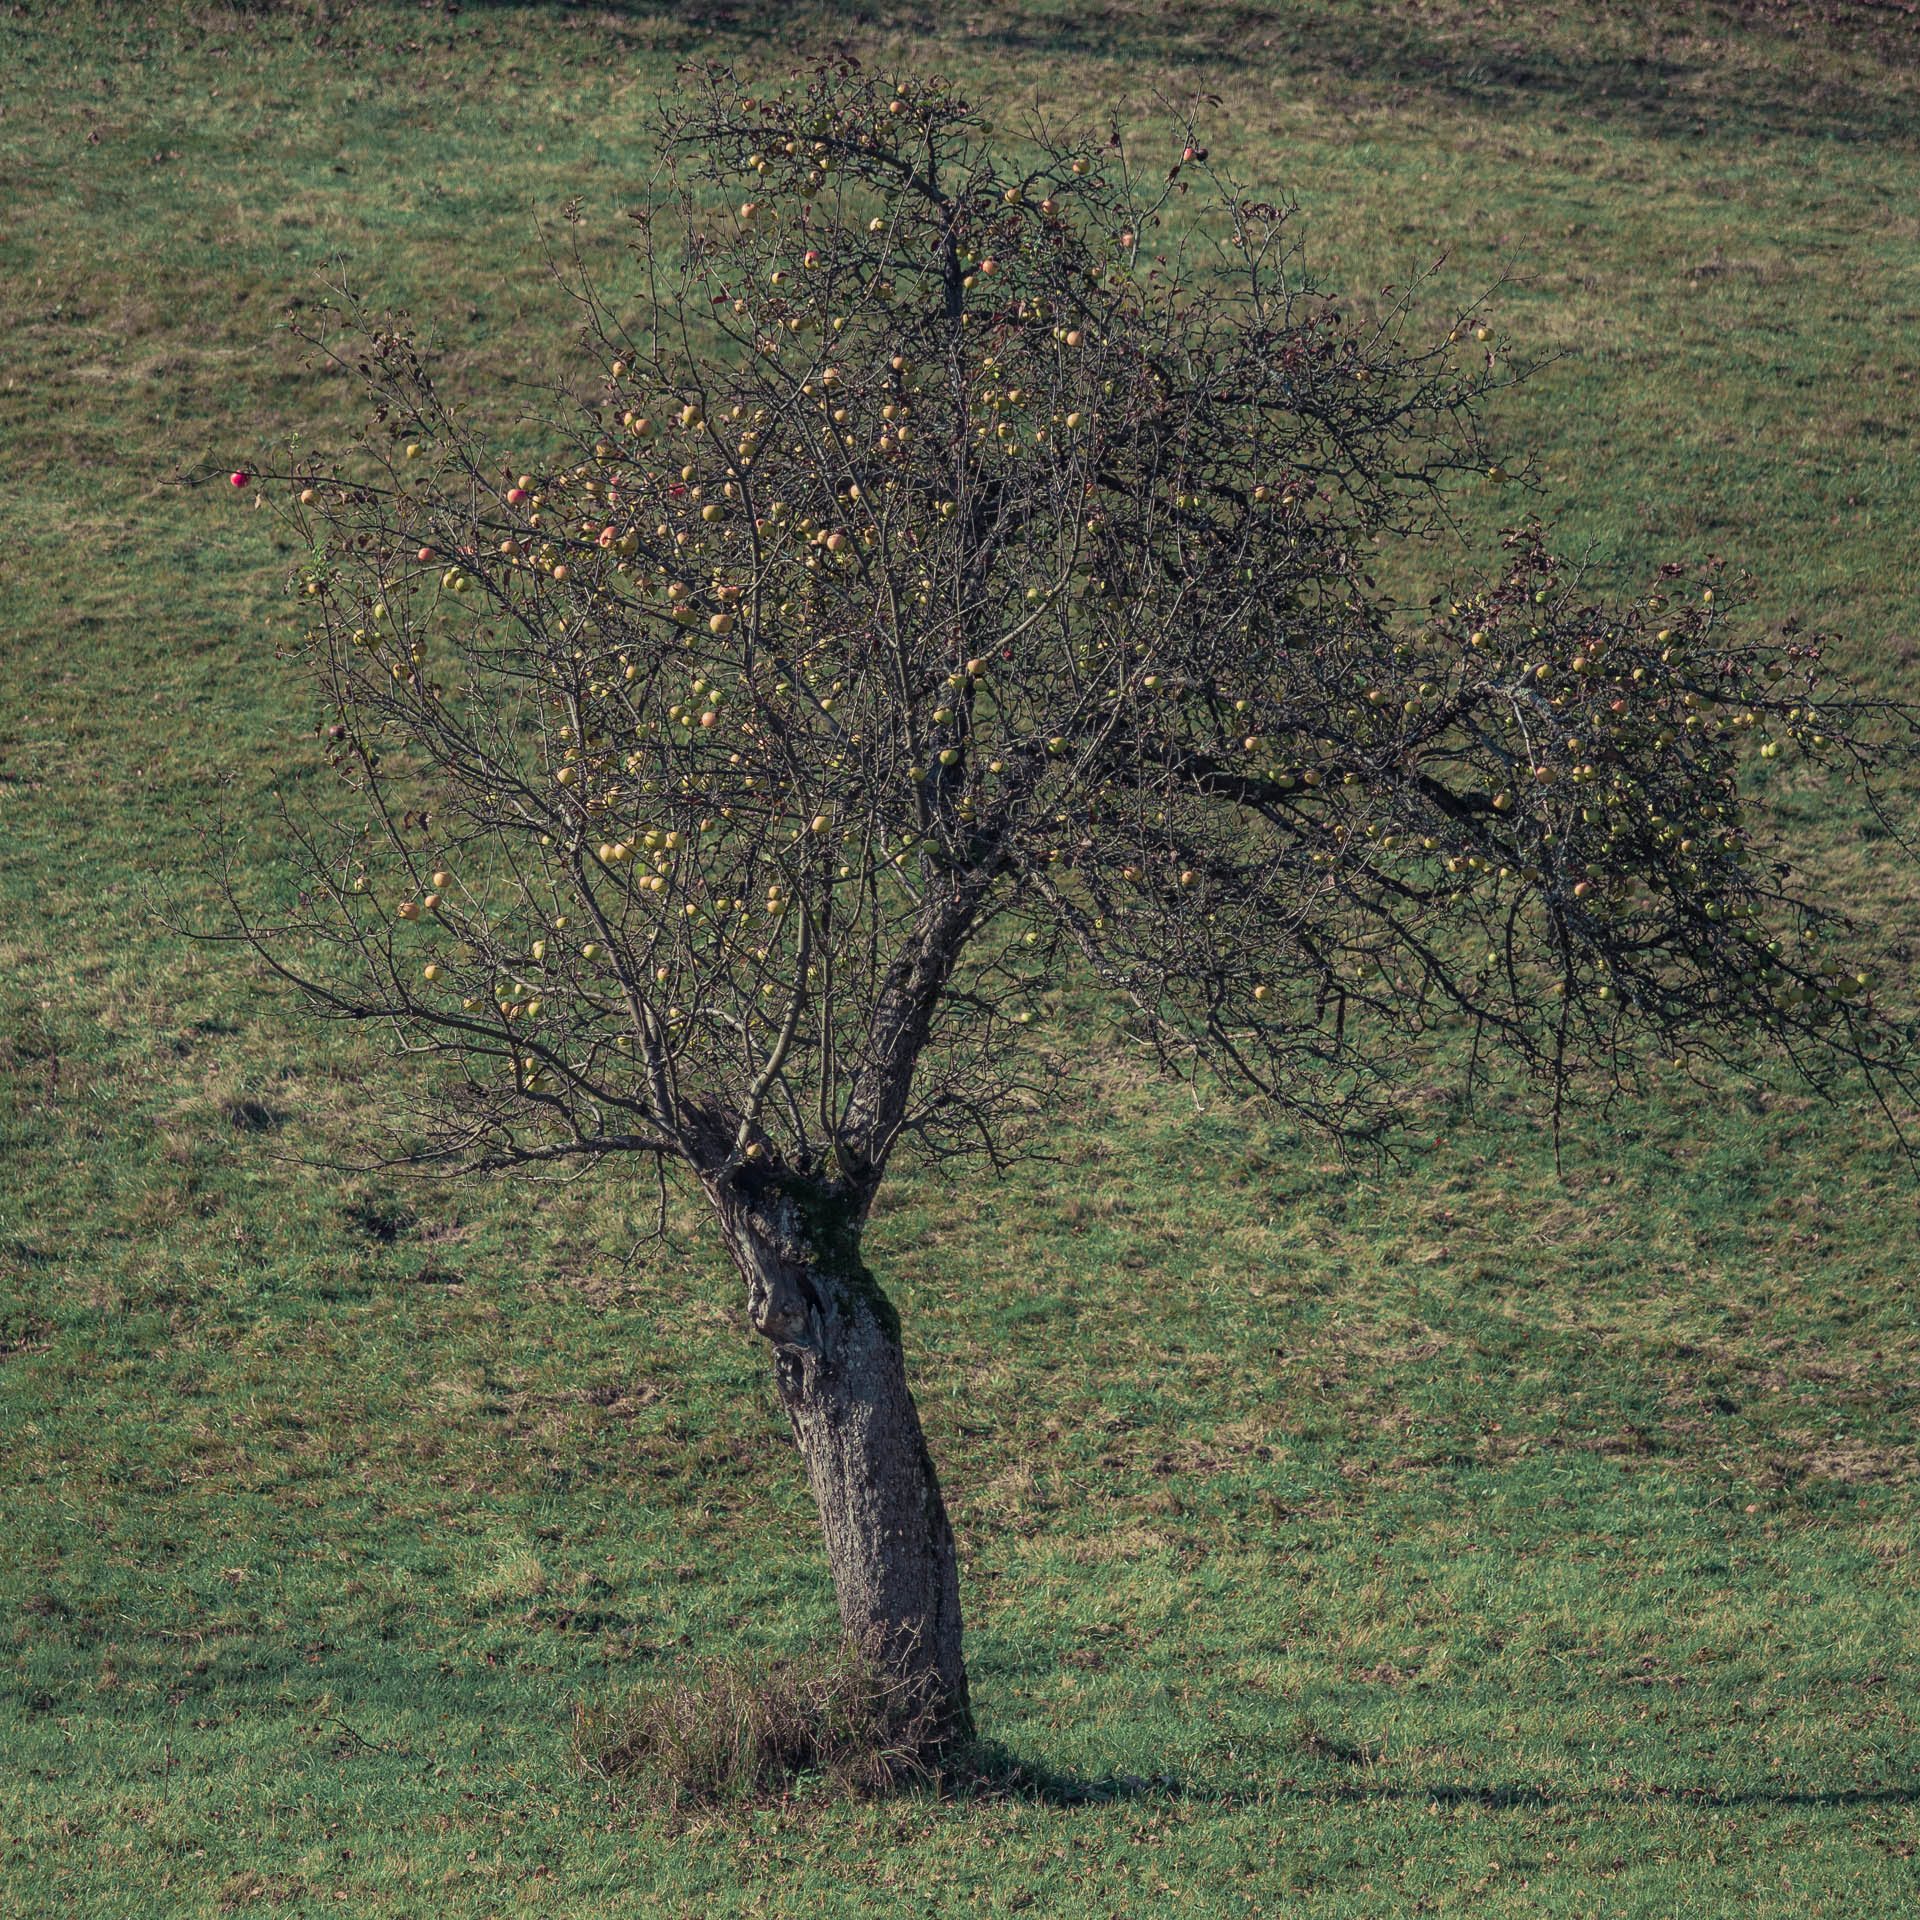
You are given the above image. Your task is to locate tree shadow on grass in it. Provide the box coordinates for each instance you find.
[953,1739,1920,1813]
[946,1737,1183,1807]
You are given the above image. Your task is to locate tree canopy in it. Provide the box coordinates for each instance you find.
[247,62,1917,1198]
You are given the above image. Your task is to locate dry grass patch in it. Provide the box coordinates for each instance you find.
[573,1639,948,1812]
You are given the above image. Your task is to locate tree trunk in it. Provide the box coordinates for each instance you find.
[711,1166,970,1740]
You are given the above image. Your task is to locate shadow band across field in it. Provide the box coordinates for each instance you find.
[450,0,1920,148]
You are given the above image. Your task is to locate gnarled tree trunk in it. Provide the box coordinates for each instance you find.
[711,1164,970,1739]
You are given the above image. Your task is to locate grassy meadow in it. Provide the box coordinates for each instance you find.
[3,2,1919,1914]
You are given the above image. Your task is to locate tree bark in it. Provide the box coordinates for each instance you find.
[711,1165,970,1740]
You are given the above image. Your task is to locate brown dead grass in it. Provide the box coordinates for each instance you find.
[572,1637,949,1812]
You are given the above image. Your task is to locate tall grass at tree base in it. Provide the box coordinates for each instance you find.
[573,1635,948,1811]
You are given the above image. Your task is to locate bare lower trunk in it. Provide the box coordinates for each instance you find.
[712,1167,969,1739]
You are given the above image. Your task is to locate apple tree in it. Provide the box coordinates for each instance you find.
[235,62,1918,1736]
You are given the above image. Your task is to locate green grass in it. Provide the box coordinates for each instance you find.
[3,2,1918,1913]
